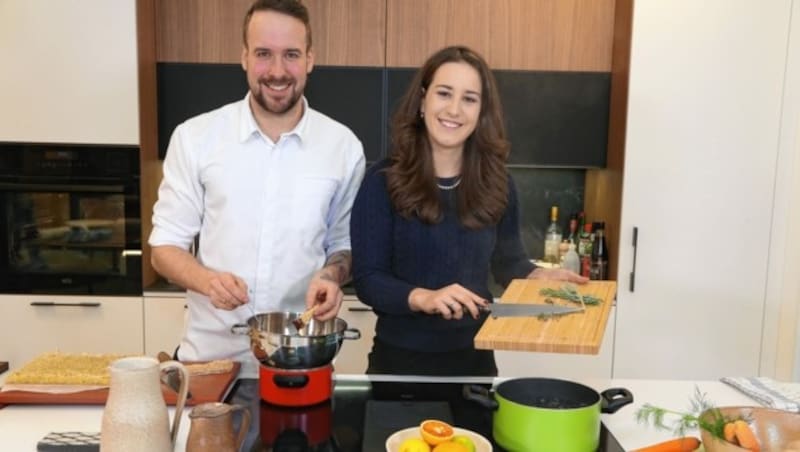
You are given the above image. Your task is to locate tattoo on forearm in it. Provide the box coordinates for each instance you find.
[320,251,352,285]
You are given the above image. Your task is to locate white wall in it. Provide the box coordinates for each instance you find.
[0,0,139,144]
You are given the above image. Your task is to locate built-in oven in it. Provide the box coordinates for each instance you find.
[0,143,141,295]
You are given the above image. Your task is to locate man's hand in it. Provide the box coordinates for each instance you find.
[206,272,249,310]
[528,267,589,284]
[306,273,343,321]
[304,250,351,321]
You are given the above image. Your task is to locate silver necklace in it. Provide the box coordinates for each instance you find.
[437,177,462,190]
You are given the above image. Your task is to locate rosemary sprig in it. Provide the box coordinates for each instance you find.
[635,387,747,440]
[539,284,602,305]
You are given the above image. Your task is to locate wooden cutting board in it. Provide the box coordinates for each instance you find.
[474,279,617,354]
[0,362,239,406]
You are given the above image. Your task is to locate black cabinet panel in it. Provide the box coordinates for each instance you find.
[156,63,384,162]
[157,63,246,159]
[157,64,609,167]
[304,66,384,162]
[387,69,610,167]
[497,71,610,167]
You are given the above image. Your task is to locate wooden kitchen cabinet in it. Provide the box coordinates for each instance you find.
[333,296,375,374]
[386,0,614,70]
[143,295,187,357]
[0,295,144,369]
[606,0,796,379]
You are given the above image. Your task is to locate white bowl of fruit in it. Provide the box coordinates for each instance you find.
[385,419,492,452]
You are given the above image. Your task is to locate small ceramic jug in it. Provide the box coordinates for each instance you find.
[100,356,189,452]
[187,402,251,452]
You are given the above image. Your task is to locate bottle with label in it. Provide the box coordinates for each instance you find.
[590,222,609,280]
[563,243,580,274]
[543,206,562,264]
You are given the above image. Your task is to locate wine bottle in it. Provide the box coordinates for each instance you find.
[590,222,609,280]
[567,213,578,244]
[543,206,562,264]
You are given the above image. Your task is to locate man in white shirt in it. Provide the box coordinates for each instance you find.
[148,0,365,377]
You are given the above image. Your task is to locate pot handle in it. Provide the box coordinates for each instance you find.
[462,384,498,410]
[342,328,361,340]
[600,387,634,414]
[230,324,249,335]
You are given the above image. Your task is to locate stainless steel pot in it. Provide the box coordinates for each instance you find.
[231,312,361,369]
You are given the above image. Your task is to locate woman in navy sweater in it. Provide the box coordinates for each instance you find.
[350,46,586,376]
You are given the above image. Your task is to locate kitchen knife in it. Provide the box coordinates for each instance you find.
[480,302,582,318]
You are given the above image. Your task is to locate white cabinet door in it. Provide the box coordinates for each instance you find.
[0,0,139,144]
[0,295,143,369]
[496,306,615,378]
[333,297,375,374]
[143,296,187,357]
[612,1,792,378]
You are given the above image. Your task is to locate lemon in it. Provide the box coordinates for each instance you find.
[399,437,432,452]
[451,435,476,452]
[432,441,469,452]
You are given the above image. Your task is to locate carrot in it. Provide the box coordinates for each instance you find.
[733,419,760,452]
[724,421,737,443]
[631,436,701,452]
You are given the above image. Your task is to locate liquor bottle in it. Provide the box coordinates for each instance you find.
[567,213,578,244]
[590,222,609,280]
[578,222,593,278]
[543,206,562,264]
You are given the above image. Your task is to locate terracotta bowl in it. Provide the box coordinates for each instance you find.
[699,406,800,452]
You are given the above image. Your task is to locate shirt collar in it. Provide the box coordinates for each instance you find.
[239,93,311,144]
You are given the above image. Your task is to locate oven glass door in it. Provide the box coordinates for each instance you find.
[0,183,141,294]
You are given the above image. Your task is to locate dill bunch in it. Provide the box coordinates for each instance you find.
[635,387,748,439]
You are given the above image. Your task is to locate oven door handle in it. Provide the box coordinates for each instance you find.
[0,182,124,193]
[30,301,102,307]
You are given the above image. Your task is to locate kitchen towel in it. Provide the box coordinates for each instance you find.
[721,376,800,412]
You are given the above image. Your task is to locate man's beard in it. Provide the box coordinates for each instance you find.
[252,77,303,115]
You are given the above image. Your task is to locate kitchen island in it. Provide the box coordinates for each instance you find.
[0,374,763,451]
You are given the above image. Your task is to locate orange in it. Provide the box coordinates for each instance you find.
[432,441,469,452]
[420,419,454,446]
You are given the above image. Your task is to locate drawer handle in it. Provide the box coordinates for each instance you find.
[30,302,101,307]
[347,306,373,312]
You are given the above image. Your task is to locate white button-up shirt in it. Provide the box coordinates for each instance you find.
[149,94,365,377]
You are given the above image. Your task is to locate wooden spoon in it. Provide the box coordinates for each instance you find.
[292,305,318,332]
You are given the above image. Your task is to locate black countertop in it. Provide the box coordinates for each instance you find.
[223,376,625,452]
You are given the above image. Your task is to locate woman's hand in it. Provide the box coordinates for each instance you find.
[408,284,488,320]
[528,267,589,284]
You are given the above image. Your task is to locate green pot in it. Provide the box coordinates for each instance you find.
[465,378,632,452]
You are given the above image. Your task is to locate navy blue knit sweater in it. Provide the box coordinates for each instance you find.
[350,160,535,352]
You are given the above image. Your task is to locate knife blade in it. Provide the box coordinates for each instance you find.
[480,302,582,318]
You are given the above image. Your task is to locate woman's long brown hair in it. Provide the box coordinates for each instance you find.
[386,46,510,229]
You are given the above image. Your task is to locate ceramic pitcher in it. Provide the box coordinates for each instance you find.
[100,356,189,452]
[187,402,251,452]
